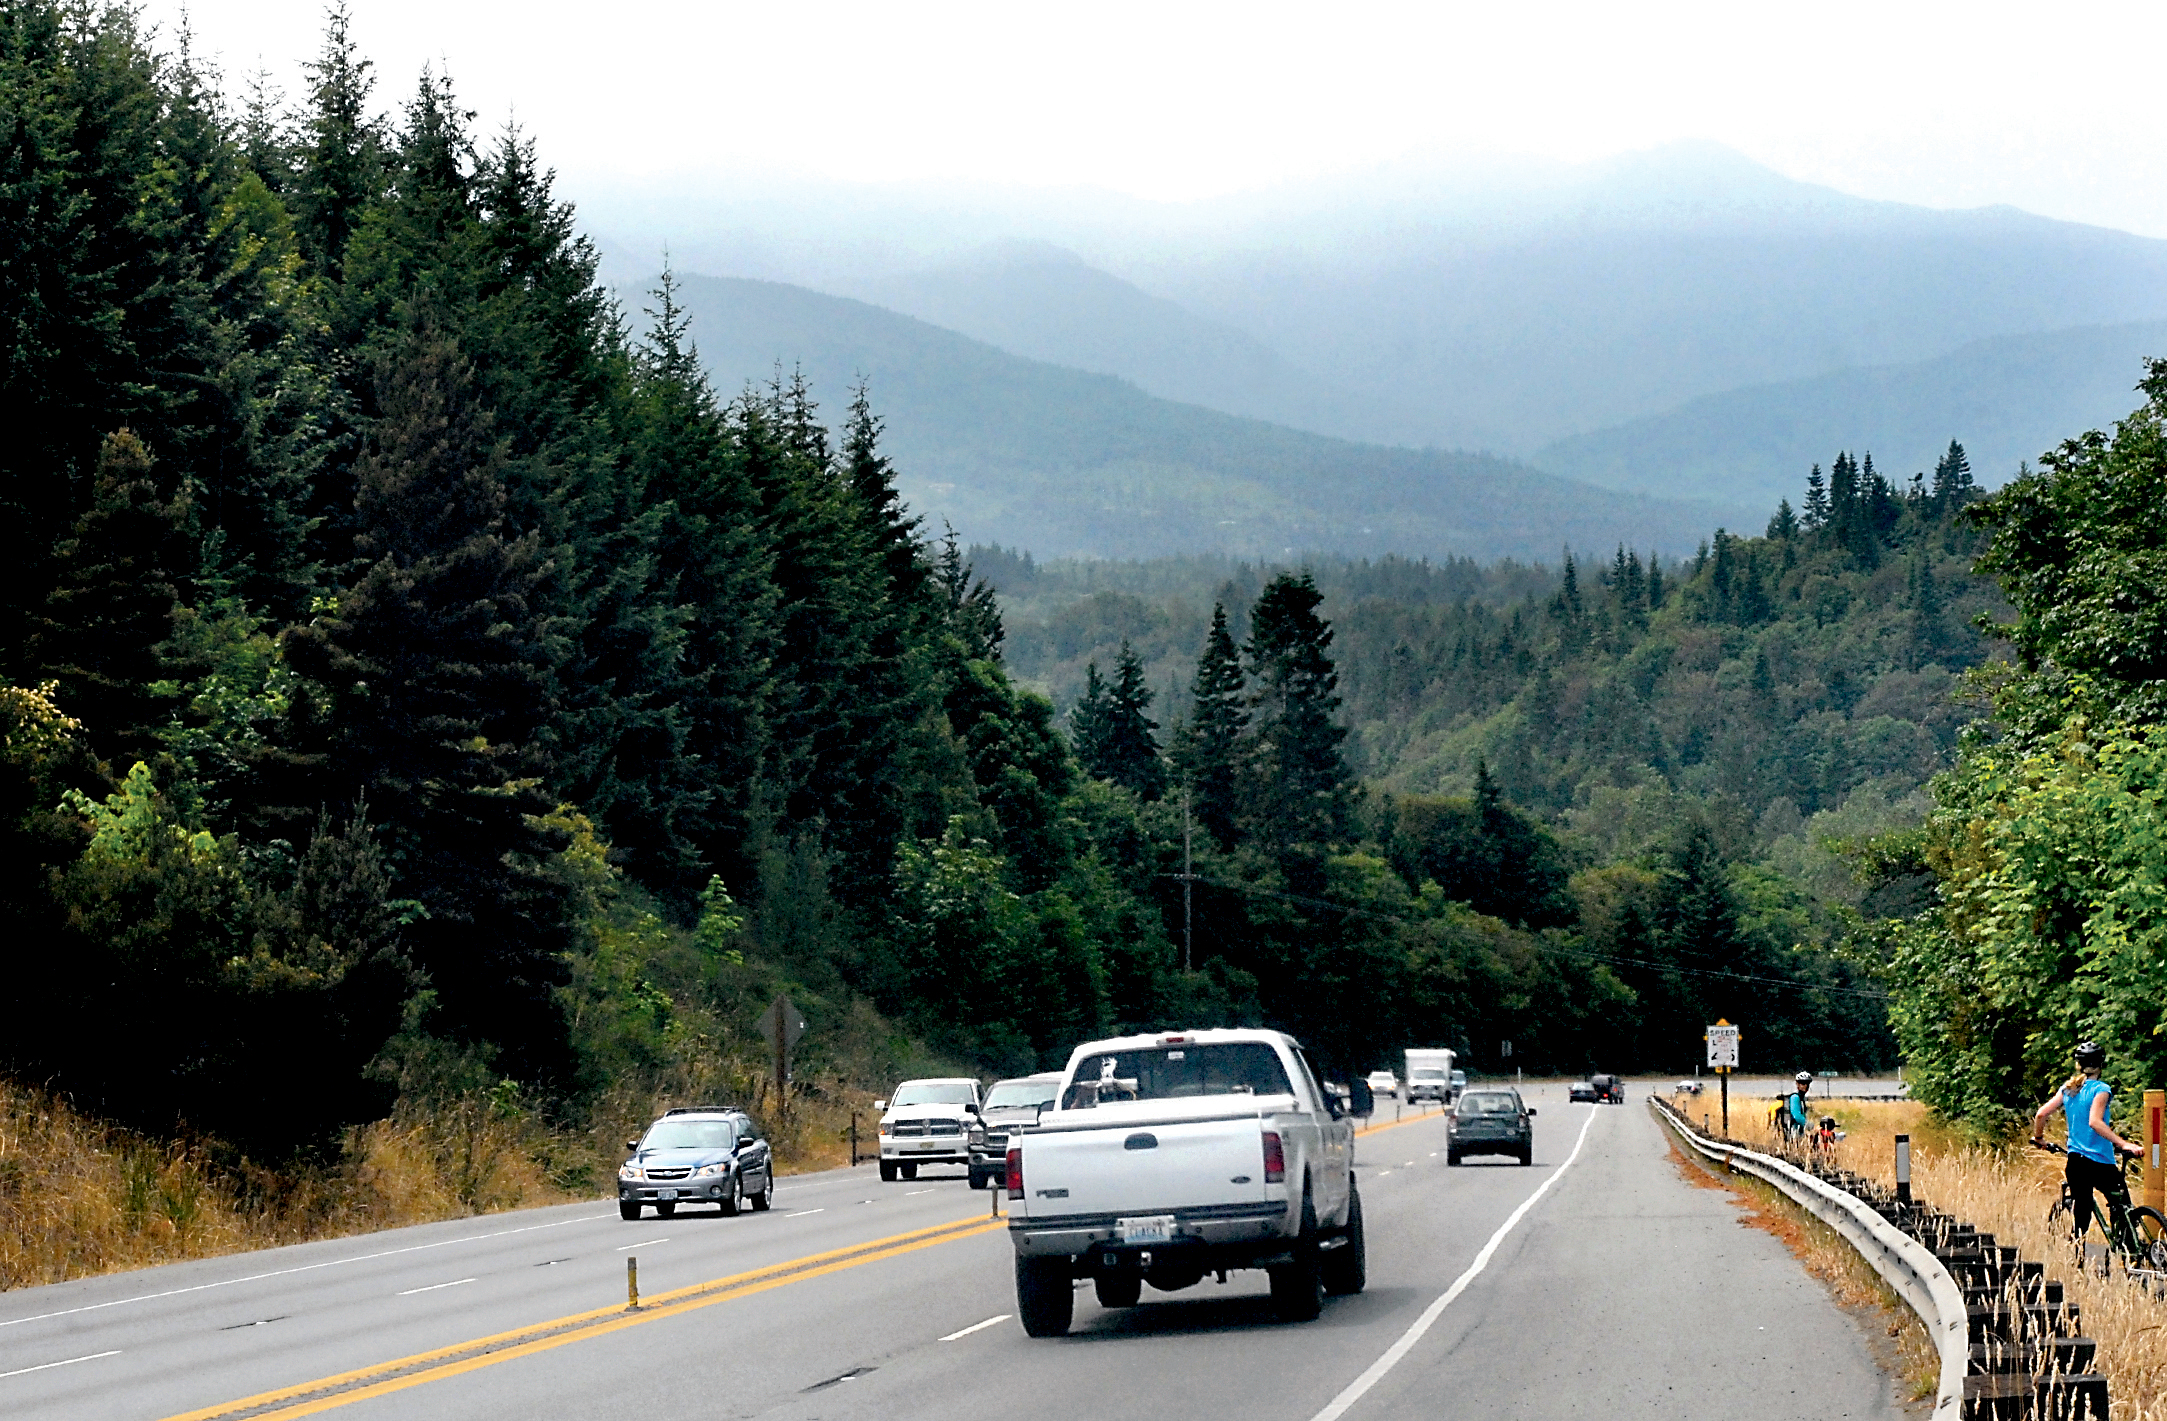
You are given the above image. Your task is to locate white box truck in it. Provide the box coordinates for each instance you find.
[1404,1048,1456,1103]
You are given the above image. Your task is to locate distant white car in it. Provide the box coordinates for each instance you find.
[1366,1070,1399,1100]
[1674,1080,1704,1096]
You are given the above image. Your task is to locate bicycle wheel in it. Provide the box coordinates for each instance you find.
[2128,1205,2167,1270]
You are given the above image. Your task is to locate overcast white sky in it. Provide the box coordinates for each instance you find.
[142,0,2167,238]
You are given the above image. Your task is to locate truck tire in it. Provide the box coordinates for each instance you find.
[1269,1196,1326,1323]
[900,1162,918,1181]
[1446,1148,1461,1166]
[1016,1256,1074,1337]
[1094,1272,1142,1308]
[879,1160,897,1182]
[1322,1185,1367,1296]
[1518,1148,1532,1166]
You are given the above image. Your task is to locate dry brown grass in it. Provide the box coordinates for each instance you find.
[1679,1090,2167,1420]
[0,1066,887,1293]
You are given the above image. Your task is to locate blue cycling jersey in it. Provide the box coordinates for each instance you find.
[1787,1091,1810,1128]
[2066,1078,2116,1165]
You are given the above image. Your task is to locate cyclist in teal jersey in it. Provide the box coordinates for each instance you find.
[2031,1040,2142,1246]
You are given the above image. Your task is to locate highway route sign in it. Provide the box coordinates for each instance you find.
[1705,1023,1740,1069]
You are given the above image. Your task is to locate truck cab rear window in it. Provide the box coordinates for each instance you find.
[1062,1044,1294,1107]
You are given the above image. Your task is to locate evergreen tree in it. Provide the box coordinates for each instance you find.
[1767,499,1798,541]
[1932,439,1975,512]
[281,326,574,1084]
[1076,642,1166,800]
[1243,572,1351,875]
[1803,464,1830,528]
[1177,603,1247,851]
[288,1,384,279]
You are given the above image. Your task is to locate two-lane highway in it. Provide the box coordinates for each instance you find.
[3,1088,1912,1420]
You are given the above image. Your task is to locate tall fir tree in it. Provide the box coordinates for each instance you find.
[1075,642,1166,800]
[1177,603,1247,852]
[1242,572,1351,877]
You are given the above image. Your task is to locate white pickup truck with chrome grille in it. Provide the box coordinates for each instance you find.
[1005,1028,1369,1336]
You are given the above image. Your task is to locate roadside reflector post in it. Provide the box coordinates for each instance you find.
[627,1256,639,1311]
[1894,1133,1912,1205]
[2145,1089,2164,1215]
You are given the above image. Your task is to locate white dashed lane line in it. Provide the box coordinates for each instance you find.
[940,1315,1010,1341]
[0,1350,121,1380]
[904,1189,935,1196]
[615,1238,670,1251]
[396,1278,476,1297]
[786,1209,825,1218]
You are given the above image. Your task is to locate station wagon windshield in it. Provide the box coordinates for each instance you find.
[642,1120,736,1150]
[892,1082,978,1107]
[1458,1093,1519,1116]
[1062,1044,1294,1107]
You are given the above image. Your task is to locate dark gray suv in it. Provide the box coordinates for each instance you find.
[1446,1088,1535,1166]
[619,1108,774,1218]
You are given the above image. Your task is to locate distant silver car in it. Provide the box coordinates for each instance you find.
[1365,1070,1399,1100]
[619,1108,773,1218]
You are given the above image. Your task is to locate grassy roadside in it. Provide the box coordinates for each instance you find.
[0,1073,884,1293]
[1695,1092,2167,1419]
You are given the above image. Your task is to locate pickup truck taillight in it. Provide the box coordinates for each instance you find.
[1006,1146,1023,1199]
[1261,1131,1286,1183]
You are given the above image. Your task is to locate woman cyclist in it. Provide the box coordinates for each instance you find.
[2031,1040,2143,1253]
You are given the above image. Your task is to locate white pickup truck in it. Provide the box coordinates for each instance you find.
[1004,1028,1370,1336]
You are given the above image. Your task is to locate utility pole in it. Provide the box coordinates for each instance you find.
[1180,789,1196,972]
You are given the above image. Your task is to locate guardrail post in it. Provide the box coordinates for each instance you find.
[1895,1133,1912,1205]
[849,1111,859,1167]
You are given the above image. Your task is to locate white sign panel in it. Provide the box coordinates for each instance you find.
[1706,1024,1740,1069]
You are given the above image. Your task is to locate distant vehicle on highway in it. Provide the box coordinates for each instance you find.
[968,1072,1062,1190]
[619,1108,773,1219]
[1007,1028,1370,1336]
[1366,1069,1399,1100]
[1675,1079,1704,1096]
[1448,1088,1535,1165]
[1405,1048,1456,1103]
[877,1077,982,1182]
[1591,1073,1624,1103]
[1568,1081,1600,1103]
[1449,1068,1467,1097]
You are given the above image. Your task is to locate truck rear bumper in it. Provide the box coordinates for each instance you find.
[1008,1201,1292,1259]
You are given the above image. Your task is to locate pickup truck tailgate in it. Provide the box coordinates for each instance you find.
[1021,1099,1279,1218]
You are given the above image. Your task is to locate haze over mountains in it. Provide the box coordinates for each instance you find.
[594,143,2167,557]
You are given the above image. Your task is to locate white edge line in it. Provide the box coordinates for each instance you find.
[395,1278,477,1296]
[615,1238,670,1251]
[939,1314,1011,1341]
[1307,1104,1603,1421]
[785,1209,826,1218]
[0,1349,122,1380]
[904,1189,935,1196]
[0,1212,615,1330]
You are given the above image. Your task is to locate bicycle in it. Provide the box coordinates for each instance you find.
[2031,1140,2167,1276]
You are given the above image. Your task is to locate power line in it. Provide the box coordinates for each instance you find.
[1174,873,1892,1003]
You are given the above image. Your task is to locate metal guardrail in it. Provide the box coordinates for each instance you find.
[1651,1095,1970,1415]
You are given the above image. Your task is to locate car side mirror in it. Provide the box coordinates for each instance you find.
[625,1140,639,1153]
[873,1100,886,1111]
[1349,1079,1375,1117]
[1526,1107,1538,1116]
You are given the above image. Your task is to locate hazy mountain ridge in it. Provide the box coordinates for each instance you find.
[659,272,1755,561]
[1535,320,2167,508]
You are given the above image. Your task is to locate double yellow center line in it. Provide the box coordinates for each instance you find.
[163,1214,1007,1421]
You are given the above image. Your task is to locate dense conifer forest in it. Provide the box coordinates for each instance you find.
[14,2,2165,1184]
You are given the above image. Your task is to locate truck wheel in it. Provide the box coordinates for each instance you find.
[967,1170,987,1190]
[900,1162,918,1181]
[1323,1186,1367,1296]
[1094,1272,1142,1308]
[1446,1149,1461,1166]
[879,1161,897,1182]
[1270,1197,1326,1323]
[1016,1256,1074,1337]
[619,1200,640,1220]
[1518,1148,1532,1166]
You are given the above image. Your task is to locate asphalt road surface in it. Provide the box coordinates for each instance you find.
[4,1087,1911,1421]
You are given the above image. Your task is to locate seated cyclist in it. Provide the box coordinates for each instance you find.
[2031,1040,2143,1251]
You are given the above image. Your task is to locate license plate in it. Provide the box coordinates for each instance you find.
[658,1189,677,1200]
[915,1143,940,1151]
[1117,1215,1174,1246]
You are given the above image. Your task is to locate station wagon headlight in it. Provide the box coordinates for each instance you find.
[693,1162,728,1177]
[621,1166,645,1180]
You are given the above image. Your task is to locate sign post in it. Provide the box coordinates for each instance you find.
[758,995,807,1120]
[2146,1088,2164,1216]
[1705,1020,1741,1137]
